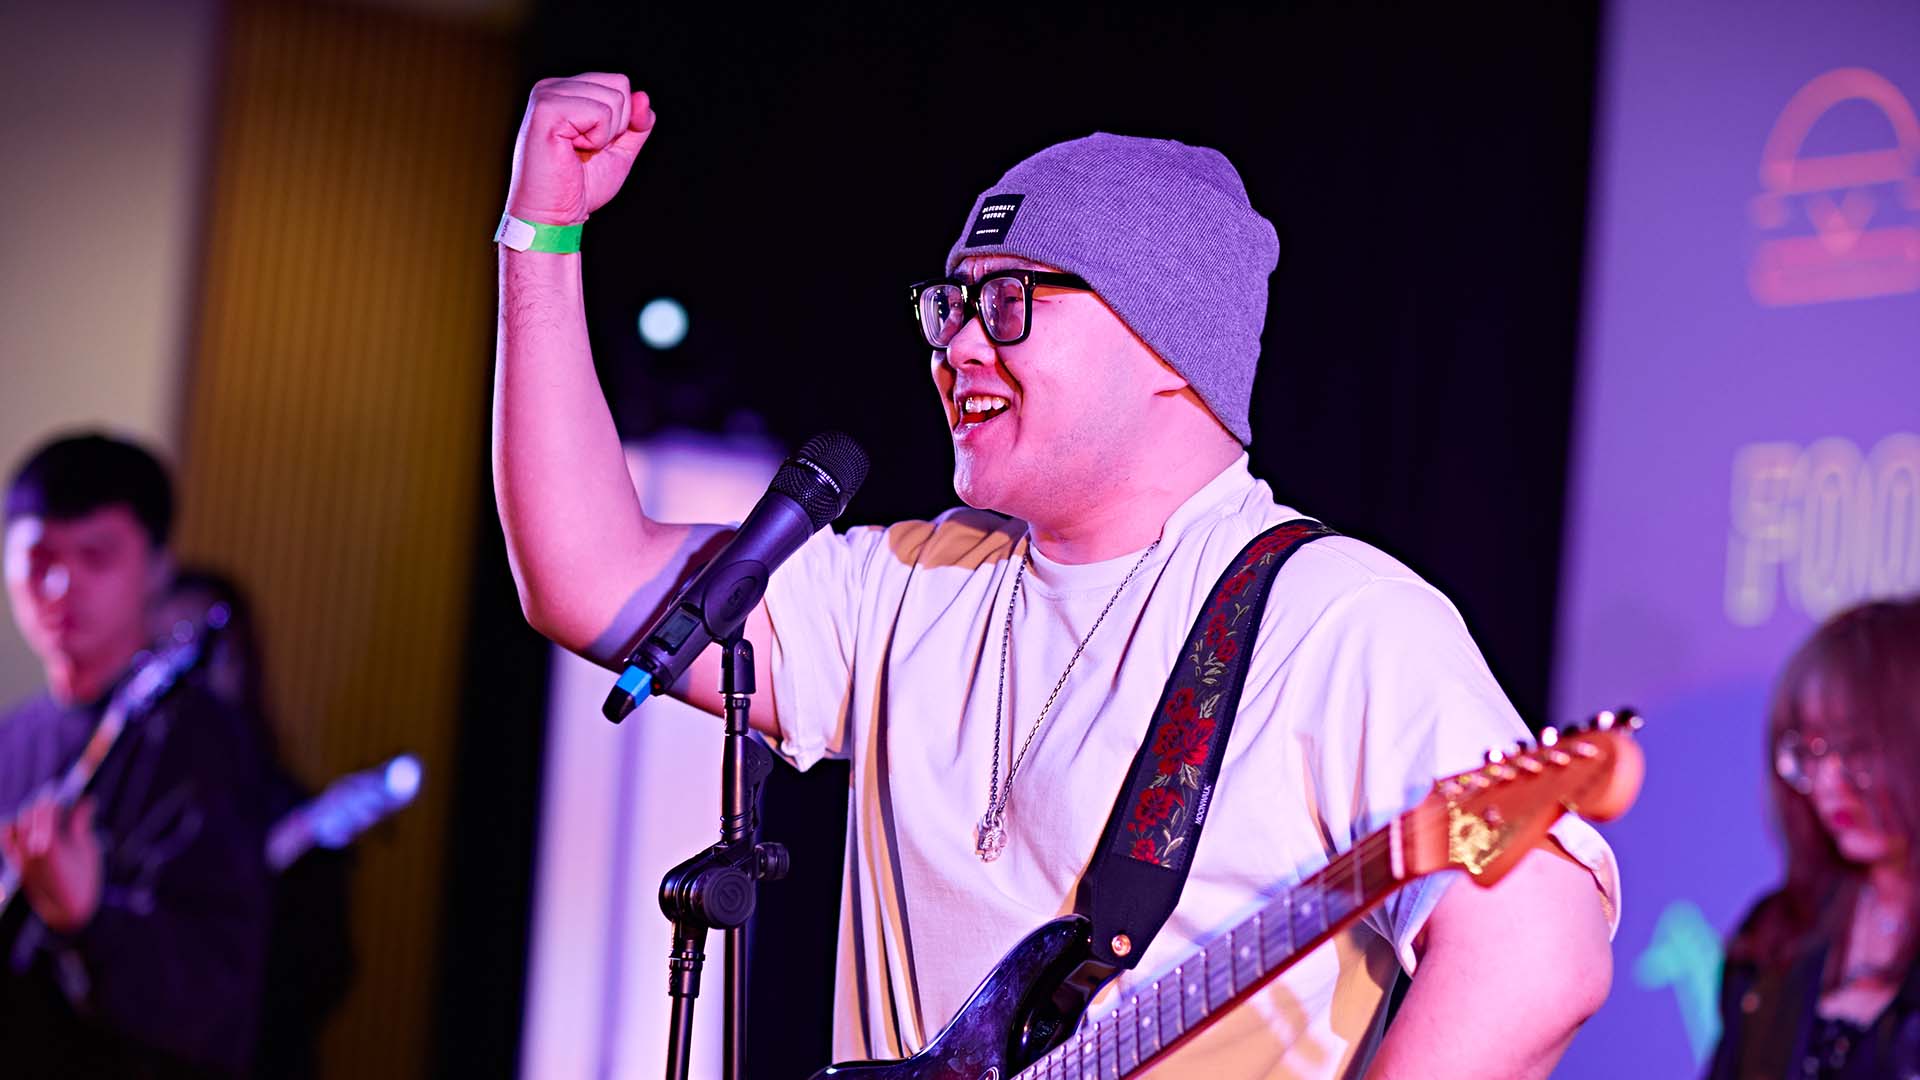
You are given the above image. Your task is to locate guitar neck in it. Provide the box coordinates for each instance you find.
[1021,816,1411,1080]
[265,755,422,873]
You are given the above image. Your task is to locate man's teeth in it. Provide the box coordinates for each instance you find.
[961,395,1010,414]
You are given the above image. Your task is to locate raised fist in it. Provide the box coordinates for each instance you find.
[504,73,656,227]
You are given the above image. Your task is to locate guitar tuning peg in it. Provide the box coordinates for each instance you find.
[1622,708,1644,731]
[1539,727,1560,747]
[1485,748,1507,764]
[1595,710,1615,731]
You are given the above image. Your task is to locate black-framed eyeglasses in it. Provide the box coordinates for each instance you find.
[1773,729,1876,793]
[907,269,1094,348]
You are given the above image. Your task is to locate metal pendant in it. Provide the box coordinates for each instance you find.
[975,812,1008,862]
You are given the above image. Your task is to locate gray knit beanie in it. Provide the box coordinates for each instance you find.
[946,133,1279,445]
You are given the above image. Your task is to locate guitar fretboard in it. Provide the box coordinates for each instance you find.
[1019,822,1406,1079]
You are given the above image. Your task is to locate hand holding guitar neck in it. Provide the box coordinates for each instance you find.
[0,796,101,933]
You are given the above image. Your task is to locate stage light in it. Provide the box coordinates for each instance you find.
[638,297,689,349]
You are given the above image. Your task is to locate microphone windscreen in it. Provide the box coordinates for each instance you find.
[775,432,870,529]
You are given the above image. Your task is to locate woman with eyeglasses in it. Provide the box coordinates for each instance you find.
[1705,597,1920,1079]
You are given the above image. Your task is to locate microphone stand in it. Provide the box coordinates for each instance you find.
[658,635,789,1080]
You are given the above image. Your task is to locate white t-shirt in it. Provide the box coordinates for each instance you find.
[762,454,1620,1078]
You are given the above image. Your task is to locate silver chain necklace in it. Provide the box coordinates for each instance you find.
[975,537,1161,862]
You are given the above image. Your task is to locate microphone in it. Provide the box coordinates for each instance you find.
[602,432,870,723]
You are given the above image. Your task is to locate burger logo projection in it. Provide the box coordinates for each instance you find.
[1749,67,1920,306]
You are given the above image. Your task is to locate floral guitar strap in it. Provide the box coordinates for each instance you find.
[1074,518,1338,971]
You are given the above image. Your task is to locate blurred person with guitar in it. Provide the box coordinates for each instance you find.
[492,74,1624,1077]
[0,434,273,1077]
[1707,598,1920,1078]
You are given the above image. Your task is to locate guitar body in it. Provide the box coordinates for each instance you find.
[813,916,1102,1079]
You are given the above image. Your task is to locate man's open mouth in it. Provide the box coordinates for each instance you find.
[957,394,1012,428]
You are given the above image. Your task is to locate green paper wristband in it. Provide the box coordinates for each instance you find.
[526,221,582,253]
[495,213,584,254]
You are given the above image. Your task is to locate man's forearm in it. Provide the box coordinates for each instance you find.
[493,246,675,654]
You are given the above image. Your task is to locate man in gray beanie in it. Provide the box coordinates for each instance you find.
[493,74,1618,1079]
[942,131,1274,444]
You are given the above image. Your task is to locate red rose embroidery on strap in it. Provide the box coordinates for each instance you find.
[1155,748,1184,776]
[1133,786,1183,829]
[1179,718,1216,765]
[1151,720,1185,758]
[1154,691,1199,753]
[1164,686,1195,718]
[1247,527,1304,560]
[1119,523,1333,866]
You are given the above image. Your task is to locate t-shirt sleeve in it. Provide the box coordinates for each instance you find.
[761,523,889,771]
[1293,571,1622,975]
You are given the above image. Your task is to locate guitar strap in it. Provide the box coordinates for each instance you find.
[1075,518,1337,971]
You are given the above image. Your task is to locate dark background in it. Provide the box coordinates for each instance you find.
[438,3,1602,1076]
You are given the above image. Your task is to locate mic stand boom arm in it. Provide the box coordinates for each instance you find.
[657,636,788,1080]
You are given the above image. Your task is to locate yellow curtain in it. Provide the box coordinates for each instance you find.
[177,2,515,1075]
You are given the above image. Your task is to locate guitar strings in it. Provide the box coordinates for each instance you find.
[1028,766,1602,1077]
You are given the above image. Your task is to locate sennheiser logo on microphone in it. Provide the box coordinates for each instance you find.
[794,456,842,497]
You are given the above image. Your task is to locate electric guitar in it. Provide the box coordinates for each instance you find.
[0,605,228,916]
[265,753,424,872]
[813,710,1645,1079]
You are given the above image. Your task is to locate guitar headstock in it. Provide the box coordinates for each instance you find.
[119,600,233,714]
[1401,708,1644,886]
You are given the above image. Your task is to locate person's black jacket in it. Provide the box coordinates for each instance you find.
[0,682,273,1078]
[251,767,356,1080]
[1706,895,1920,1079]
